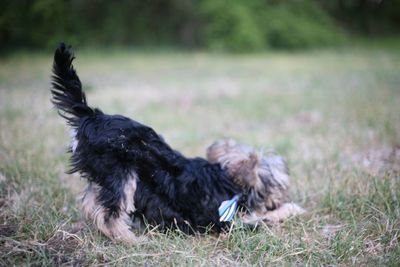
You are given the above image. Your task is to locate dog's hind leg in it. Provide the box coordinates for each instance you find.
[80,173,143,243]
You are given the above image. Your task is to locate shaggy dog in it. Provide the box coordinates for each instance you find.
[51,44,303,243]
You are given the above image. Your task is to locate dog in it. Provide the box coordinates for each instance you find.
[51,44,303,243]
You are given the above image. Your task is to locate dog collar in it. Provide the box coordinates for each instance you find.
[218,194,240,222]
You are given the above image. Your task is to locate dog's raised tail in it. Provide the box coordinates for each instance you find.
[51,43,95,125]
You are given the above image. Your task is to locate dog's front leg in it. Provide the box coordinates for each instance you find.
[241,202,305,225]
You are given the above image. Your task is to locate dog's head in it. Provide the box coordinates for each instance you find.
[207,139,290,212]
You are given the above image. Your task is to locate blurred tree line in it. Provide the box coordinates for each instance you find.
[1,0,399,52]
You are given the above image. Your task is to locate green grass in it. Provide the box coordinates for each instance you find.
[1,46,400,266]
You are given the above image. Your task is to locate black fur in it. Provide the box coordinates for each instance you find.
[51,43,242,234]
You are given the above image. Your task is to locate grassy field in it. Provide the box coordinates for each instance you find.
[1,46,399,266]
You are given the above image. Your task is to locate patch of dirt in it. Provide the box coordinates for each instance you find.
[364,240,384,255]
[293,111,322,126]
[45,223,86,265]
[282,111,323,134]
[0,220,87,265]
[0,224,17,237]
[353,145,400,176]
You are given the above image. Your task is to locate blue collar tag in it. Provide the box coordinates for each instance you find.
[218,195,240,222]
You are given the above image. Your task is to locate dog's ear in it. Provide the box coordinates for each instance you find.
[206,138,237,164]
[248,152,259,168]
[227,152,261,188]
[206,140,226,163]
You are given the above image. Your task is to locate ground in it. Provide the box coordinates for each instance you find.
[0,46,399,266]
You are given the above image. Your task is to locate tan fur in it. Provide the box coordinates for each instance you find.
[80,174,142,243]
[122,177,136,214]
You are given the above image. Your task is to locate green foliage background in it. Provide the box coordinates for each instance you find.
[1,0,399,51]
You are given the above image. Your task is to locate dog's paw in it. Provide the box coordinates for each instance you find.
[241,202,305,225]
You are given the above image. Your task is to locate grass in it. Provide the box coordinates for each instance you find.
[1,45,400,265]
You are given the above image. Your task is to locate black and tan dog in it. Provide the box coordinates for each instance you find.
[51,44,303,243]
